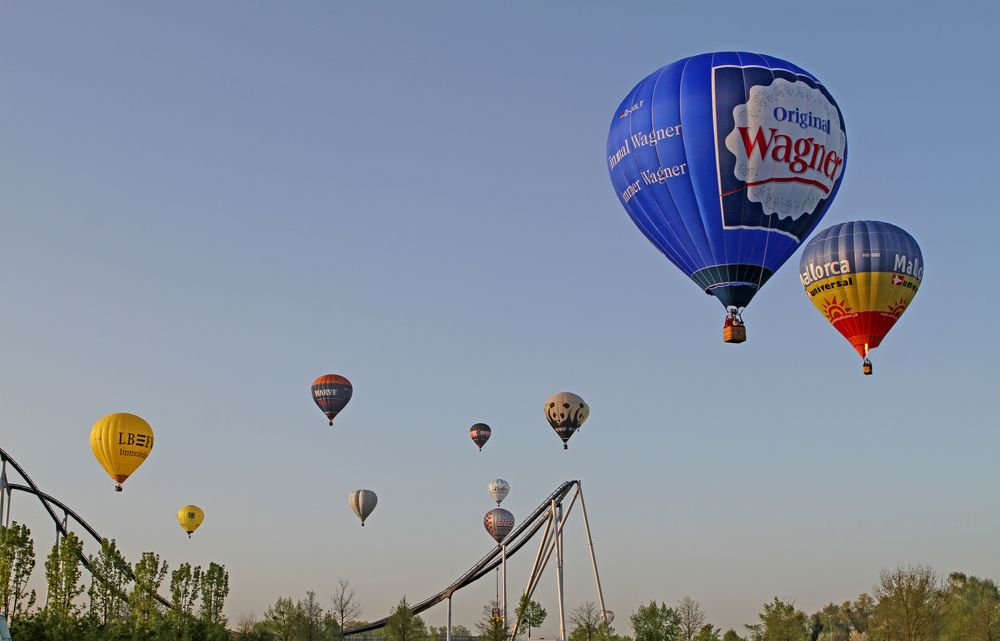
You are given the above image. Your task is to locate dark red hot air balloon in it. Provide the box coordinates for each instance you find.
[470,423,491,451]
[311,375,353,426]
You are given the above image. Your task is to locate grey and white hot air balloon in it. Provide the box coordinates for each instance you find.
[483,507,515,544]
[544,392,590,449]
[602,611,615,625]
[487,479,510,505]
[348,489,377,526]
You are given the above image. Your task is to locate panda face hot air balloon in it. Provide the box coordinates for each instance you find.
[544,392,589,449]
[608,52,847,340]
[484,507,515,544]
[311,375,353,426]
[800,221,923,374]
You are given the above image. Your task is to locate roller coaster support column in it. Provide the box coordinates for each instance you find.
[446,596,452,641]
[578,483,608,620]
[555,500,566,641]
[502,542,508,632]
[0,460,8,528]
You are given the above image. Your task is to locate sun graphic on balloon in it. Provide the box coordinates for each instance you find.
[822,296,852,321]
[887,297,909,318]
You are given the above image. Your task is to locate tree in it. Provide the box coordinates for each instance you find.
[332,578,363,638]
[516,593,548,638]
[630,601,682,641]
[678,598,707,641]
[476,599,508,641]
[940,572,1000,641]
[264,596,302,641]
[86,538,131,627]
[722,631,745,641]
[44,532,85,618]
[298,590,327,641]
[0,522,36,621]
[693,625,722,641]
[571,602,604,641]
[200,561,230,628]
[872,565,941,641]
[385,596,426,641]
[129,551,168,635]
[756,598,808,641]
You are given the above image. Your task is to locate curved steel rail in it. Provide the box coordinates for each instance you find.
[0,447,171,609]
[344,480,579,635]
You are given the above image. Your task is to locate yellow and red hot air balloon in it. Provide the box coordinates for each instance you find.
[89,413,154,492]
[177,505,204,538]
[800,221,923,375]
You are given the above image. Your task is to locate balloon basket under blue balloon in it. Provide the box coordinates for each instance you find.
[723,312,746,344]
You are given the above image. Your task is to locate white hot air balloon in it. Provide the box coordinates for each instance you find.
[487,479,509,505]
[348,489,378,526]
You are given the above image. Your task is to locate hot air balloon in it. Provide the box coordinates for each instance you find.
[177,505,204,538]
[470,423,491,451]
[800,221,923,375]
[311,375,353,425]
[608,52,847,342]
[89,413,154,492]
[487,479,509,505]
[484,507,515,544]
[602,611,615,625]
[544,392,589,449]
[348,489,377,526]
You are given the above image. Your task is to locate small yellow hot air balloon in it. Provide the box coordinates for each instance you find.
[89,413,155,492]
[177,505,204,538]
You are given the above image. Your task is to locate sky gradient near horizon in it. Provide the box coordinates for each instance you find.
[1,1,999,635]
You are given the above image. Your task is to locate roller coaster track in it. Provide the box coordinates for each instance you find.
[343,479,608,641]
[0,447,172,608]
[1,447,605,638]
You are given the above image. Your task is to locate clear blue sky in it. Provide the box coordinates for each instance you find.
[1,1,998,634]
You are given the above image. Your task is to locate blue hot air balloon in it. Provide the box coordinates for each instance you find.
[608,52,847,342]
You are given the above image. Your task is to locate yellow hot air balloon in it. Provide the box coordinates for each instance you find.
[89,413,155,492]
[177,505,204,538]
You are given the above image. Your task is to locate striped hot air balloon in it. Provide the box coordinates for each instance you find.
[311,375,353,426]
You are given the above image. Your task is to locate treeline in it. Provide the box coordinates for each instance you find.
[224,564,1000,641]
[0,521,230,641]
[558,565,1000,641]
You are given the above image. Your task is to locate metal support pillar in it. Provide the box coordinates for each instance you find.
[447,595,452,641]
[555,501,566,641]
[578,482,608,620]
[530,487,579,597]
[0,461,8,528]
[502,542,508,632]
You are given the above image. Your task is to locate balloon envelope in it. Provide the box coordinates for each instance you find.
[177,505,204,538]
[470,423,491,450]
[608,51,847,312]
[348,489,378,526]
[487,479,509,505]
[484,507,515,544]
[89,413,154,491]
[800,220,923,360]
[311,375,353,425]
[544,392,589,449]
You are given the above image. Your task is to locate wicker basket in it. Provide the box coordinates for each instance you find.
[723,324,746,343]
